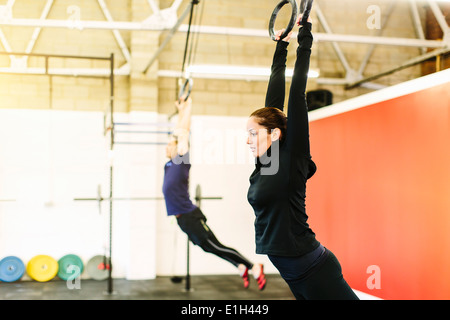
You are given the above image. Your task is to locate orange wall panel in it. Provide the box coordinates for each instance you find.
[307,81,450,300]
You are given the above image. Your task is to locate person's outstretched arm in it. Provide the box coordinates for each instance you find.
[174,97,192,156]
[264,31,293,111]
[286,22,313,157]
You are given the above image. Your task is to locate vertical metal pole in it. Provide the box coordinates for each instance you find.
[185,235,191,291]
[107,53,115,295]
[184,186,201,292]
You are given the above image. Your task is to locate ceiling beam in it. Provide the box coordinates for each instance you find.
[0,17,446,49]
[409,0,427,54]
[179,24,447,48]
[97,0,131,63]
[346,47,450,89]
[427,0,450,40]
[142,1,194,74]
[357,1,396,77]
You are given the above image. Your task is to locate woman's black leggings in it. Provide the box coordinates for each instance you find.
[270,249,359,300]
[176,208,254,269]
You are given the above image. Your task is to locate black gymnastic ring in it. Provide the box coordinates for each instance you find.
[268,0,298,41]
[178,77,193,101]
[299,0,314,26]
[299,0,306,13]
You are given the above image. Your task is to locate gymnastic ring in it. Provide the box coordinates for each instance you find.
[178,77,194,101]
[268,0,298,41]
[299,0,314,26]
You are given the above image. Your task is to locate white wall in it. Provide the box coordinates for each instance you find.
[157,115,276,277]
[0,109,108,279]
[0,109,277,281]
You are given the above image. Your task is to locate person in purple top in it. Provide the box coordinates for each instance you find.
[163,96,266,290]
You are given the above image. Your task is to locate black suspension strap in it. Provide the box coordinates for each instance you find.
[177,0,201,101]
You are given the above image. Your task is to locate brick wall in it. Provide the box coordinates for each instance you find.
[0,0,431,116]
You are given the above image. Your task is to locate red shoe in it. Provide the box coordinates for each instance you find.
[241,268,250,289]
[255,264,266,291]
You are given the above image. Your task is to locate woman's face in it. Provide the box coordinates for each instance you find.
[246,116,273,158]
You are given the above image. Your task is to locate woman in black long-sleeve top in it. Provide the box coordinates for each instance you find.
[246,18,359,300]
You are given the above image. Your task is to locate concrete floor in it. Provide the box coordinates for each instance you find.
[0,274,294,300]
[1,274,380,319]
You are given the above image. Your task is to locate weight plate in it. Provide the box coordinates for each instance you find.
[58,254,84,281]
[0,256,25,283]
[26,255,59,282]
[86,255,110,281]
